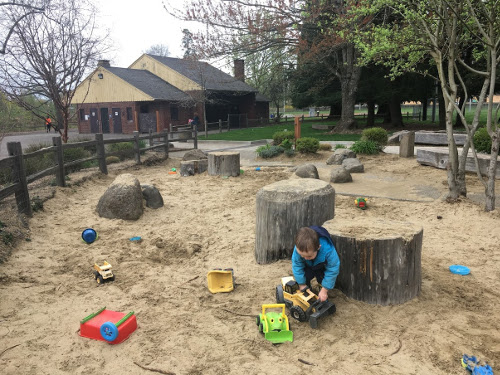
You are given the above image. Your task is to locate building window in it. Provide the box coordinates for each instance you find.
[79,109,85,121]
[126,107,133,121]
[170,106,179,121]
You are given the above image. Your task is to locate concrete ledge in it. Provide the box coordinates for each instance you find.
[416,147,500,178]
[400,131,467,145]
[312,124,334,130]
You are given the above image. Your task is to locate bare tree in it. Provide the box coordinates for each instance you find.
[163,0,365,130]
[0,0,108,142]
[0,0,47,54]
[144,43,170,57]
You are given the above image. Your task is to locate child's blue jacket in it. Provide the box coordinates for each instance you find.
[291,226,340,290]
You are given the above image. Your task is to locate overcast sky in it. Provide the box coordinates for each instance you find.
[98,0,191,67]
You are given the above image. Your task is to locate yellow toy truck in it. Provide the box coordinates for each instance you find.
[93,261,115,284]
[276,276,336,329]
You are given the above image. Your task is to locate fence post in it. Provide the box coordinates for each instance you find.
[95,133,107,175]
[7,142,32,216]
[149,129,154,147]
[219,119,222,133]
[161,130,169,159]
[52,137,65,187]
[193,125,198,149]
[133,131,141,164]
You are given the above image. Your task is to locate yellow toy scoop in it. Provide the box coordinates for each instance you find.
[207,268,234,293]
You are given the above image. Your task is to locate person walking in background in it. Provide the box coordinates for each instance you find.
[45,115,52,133]
[191,112,200,127]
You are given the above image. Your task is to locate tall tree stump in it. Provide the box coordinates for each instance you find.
[255,179,335,264]
[323,218,423,305]
[208,152,240,177]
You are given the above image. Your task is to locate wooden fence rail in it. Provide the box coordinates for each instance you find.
[0,128,198,216]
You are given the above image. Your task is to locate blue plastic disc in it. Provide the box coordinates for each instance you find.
[82,228,97,244]
[100,321,118,342]
[449,265,470,275]
[130,236,141,241]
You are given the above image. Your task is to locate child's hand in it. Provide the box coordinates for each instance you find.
[318,287,329,302]
[299,284,307,291]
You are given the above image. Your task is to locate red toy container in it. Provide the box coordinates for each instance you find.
[79,307,137,345]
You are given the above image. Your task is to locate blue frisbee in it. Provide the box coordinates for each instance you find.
[449,265,470,275]
[82,228,98,244]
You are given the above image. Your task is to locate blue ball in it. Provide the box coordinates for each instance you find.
[82,228,97,244]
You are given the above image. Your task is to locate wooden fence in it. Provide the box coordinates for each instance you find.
[0,128,198,216]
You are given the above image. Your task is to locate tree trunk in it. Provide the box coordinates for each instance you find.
[377,102,391,123]
[335,44,361,132]
[366,100,375,127]
[438,89,446,130]
[323,218,423,306]
[207,152,240,177]
[421,97,428,121]
[454,95,466,127]
[389,95,403,128]
[255,179,335,264]
[485,132,499,211]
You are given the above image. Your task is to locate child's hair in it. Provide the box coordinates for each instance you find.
[295,227,319,253]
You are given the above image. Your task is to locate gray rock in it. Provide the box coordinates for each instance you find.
[180,159,208,176]
[182,149,208,161]
[330,166,353,183]
[388,130,409,144]
[97,174,144,220]
[141,184,164,209]
[326,148,357,165]
[295,164,319,179]
[342,158,364,173]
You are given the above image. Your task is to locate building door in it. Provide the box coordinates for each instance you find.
[112,108,122,133]
[100,108,110,133]
[90,108,99,133]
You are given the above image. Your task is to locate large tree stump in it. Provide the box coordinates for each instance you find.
[255,179,335,264]
[208,152,240,177]
[323,218,422,305]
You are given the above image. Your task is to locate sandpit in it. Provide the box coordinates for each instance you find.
[0,152,499,374]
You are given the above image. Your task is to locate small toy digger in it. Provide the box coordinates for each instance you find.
[93,261,115,284]
[256,304,293,344]
[276,276,336,329]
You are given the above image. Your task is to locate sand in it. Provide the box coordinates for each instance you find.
[1,151,499,375]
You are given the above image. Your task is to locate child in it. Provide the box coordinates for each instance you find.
[291,226,340,302]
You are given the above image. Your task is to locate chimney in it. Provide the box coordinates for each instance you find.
[97,59,111,68]
[234,59,245,82]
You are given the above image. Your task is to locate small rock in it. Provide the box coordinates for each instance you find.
[295,164,319,179]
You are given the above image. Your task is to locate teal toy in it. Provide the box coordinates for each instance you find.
[461,354,494,375]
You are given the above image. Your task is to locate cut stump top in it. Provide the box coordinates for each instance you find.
[257,179,334,200]
[323,218,422,241]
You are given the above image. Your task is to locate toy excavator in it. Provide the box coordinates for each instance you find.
[276,276,336,329]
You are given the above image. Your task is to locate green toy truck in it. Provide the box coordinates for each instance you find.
[256,304,293,344]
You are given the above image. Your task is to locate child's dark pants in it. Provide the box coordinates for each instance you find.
[304,262,326,287]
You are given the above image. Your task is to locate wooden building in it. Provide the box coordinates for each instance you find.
[71,56,269,134]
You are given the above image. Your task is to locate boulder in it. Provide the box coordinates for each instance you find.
[326,149,357,165]
[141,184,164,209]
[330,166,353,183]
[182,149,208,161]
[342,158,364,173]
[295,164,319,179]
[96,174,143,220]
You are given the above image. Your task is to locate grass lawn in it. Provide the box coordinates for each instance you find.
[198,118,363,142]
